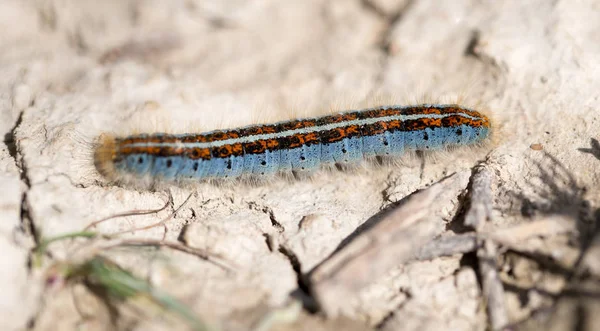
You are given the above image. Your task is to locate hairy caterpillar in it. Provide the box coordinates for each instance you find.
[94,103,491,187]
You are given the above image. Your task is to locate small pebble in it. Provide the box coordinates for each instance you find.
[530,143,543,151]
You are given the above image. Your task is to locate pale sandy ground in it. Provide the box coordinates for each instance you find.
[1,1,599,331]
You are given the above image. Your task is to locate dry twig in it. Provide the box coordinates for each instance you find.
[412,233,479,261]
[309,170,471,316]
[465,166,508,330]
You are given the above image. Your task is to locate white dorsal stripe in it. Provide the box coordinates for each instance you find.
[123,112,480,150]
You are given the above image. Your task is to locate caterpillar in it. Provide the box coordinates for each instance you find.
[94,104,491,186]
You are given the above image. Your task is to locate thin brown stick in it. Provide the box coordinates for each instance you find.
[103,238,236,273]
[112,192,194,236]
[84,192,172,231]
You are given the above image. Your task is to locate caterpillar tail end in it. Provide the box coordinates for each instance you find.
[94,133,118,181]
